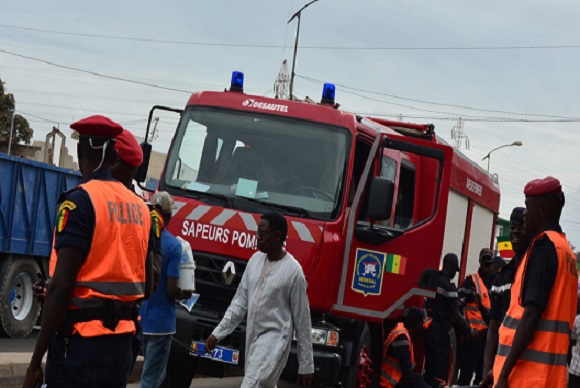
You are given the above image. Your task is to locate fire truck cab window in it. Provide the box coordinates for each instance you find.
[394,160,416,229]
[164,106,350,221]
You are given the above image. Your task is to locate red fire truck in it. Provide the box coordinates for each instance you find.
[137,72,500,387]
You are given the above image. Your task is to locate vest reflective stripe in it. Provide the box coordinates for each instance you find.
[74,281,145,296]
[380,323,414,388]
[464,272,491,330]
[502,316,571,335]
[52,180,151,338]
[497,344,567,367]
[491,283,512,294]
[392,339,410,347]
[436,287,458,298]
[493,231,577,387]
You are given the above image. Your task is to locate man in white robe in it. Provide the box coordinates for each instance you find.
[205,212,314,388]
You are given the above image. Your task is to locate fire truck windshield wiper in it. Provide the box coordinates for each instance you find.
[235,196,311,218]
[182,190,234,209]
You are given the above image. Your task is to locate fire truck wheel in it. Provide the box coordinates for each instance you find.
[341,323,373,388]
[0,256,41,338]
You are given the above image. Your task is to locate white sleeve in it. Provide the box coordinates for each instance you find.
[212,267,249,341]
[572,315,580,341]
[290,269,314,375]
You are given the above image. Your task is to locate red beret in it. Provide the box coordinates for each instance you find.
[70,115,123,139]
[523,176,562,197]
[115,129,143,167]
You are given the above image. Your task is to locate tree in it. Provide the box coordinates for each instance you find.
[0,78,34,151]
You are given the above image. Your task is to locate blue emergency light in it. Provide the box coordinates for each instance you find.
[230,71,244,92]
[321,83,336,105]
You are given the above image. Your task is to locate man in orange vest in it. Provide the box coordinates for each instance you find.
[481,207,528,381]
[489,176,577,388]
[23,116,152,388]
[456,248,496,385]
[381,307,429,388]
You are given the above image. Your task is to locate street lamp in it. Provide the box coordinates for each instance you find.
[287,0,320,100]
[482,141,523,171]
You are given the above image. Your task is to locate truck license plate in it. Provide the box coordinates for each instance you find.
[190,341,240,365]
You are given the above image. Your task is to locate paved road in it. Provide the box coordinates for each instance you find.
[1,331,300,387]
[128,377,301,387]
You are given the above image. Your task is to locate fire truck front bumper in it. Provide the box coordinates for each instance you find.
[282,343,342,386]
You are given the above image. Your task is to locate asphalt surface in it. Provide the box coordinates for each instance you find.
[0,330,300,388]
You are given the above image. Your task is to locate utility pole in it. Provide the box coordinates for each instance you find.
[288,0,320,100]
[7,108,15,155]
[450,118,469,150]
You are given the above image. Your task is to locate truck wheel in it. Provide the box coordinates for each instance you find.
[341,324,374,388]
[0,257,41,338]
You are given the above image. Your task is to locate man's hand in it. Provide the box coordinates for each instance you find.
[204,334,218,353]
[297,373,313,387]
[470,328,484,342]
[181,290,193,300]
[22,364,43,388]
[32,276,48,303]
[479,369,494,387]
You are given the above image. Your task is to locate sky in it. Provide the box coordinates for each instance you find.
[1,0,579,246]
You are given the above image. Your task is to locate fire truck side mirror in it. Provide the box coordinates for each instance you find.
[367,177,394,221]
[135,141,152,184]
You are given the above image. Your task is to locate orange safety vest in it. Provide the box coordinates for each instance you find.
[464,272,491,331]
[492,231,577,387]
[381,323,414,388]
[50,180,150,337]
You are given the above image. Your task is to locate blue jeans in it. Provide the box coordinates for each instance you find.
[140,334,173,388]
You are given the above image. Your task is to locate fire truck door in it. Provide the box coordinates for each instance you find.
[333,134,453,320]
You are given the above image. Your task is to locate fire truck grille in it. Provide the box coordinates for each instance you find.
[190,252,247,316]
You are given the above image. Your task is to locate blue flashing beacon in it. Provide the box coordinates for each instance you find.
[230,71,244,92]
[321,83,336,104]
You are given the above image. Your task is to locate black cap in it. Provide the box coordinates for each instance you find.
[480,248,494,263]
[510,207,525,223]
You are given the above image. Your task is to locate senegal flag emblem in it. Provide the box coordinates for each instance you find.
[497,235,514,259]
[56,208,69,233]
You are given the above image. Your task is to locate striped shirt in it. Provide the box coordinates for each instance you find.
[213,251,314,387]
[569,314,580,377]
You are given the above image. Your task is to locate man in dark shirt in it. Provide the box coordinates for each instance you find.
[456,248,497,385]
[481,207,527,380]
[423,253,476,388]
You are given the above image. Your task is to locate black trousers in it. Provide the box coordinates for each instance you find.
[423,321,451,388]
[457,336,484,385]
[569,373,580,388]
[45,332,133,388]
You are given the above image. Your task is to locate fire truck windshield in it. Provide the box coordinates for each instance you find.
[164,106,350,220]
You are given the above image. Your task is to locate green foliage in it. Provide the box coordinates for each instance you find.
[0,78,34,148]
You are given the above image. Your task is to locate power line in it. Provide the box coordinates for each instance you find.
[298,75,580,120]
[3,23,580,51]
[0,49,193,94]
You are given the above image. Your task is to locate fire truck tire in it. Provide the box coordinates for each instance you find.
[0,256,41,338]
[341,323,374,388]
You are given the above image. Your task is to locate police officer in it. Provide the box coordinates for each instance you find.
[423,253,476,388]
[23,116,152,388]
[481,207,527,381]
[490,177,577,388]
[456,248,496,385]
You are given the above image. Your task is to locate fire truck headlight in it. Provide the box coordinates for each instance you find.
[295,328,340,346]
[230,71,244,92]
